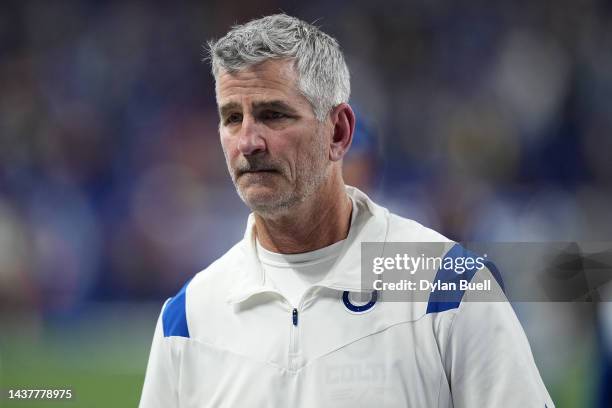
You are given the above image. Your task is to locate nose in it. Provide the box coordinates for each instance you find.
[237,116,266,156]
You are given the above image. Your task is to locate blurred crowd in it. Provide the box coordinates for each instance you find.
[1,0,611,311]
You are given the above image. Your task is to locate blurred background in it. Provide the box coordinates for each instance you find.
[0,0,611,406]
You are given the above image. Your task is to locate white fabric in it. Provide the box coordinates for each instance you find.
[257,238,344,308]
[140,186,555,408]
[256,196,358,308]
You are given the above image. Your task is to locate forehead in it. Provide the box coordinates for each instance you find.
[215,59,309,109]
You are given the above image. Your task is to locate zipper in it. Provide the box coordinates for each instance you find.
[289,307,300,371]
[287,287,323,372]
[286,286,325,371]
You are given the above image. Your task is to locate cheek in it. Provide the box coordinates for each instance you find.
[269,135,299,169]
[279,127,318,160]
[220,133,237,160]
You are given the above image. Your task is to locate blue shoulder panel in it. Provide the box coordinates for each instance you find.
[162,279,192,338]
[426,244,504,314]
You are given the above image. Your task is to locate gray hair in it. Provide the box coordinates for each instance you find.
[207,14,350,121]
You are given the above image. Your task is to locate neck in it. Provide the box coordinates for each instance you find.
[254,180,352,254]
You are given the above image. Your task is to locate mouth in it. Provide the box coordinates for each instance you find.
[238,169,279,177]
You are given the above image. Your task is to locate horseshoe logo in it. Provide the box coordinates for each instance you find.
[342,290,378,314]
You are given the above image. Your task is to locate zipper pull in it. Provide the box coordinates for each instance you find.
[292,308,298,326]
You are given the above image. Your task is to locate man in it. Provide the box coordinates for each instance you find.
[140,14,554,407]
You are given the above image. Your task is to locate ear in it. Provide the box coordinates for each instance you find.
[329,103,356,162]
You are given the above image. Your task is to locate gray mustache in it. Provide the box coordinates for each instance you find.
[235,157,282,175]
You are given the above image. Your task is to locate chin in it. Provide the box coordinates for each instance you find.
[240,186,296,214]
[241,186,279,206]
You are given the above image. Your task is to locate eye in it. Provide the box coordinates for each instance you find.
[262,110,287,120]
[224,113,242,125]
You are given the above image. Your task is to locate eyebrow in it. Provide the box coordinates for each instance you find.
[218,102,241,119]
[218,100,298,118]
[253,100,297,114]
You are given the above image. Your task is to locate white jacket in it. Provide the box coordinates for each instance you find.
[140,187,554,407]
